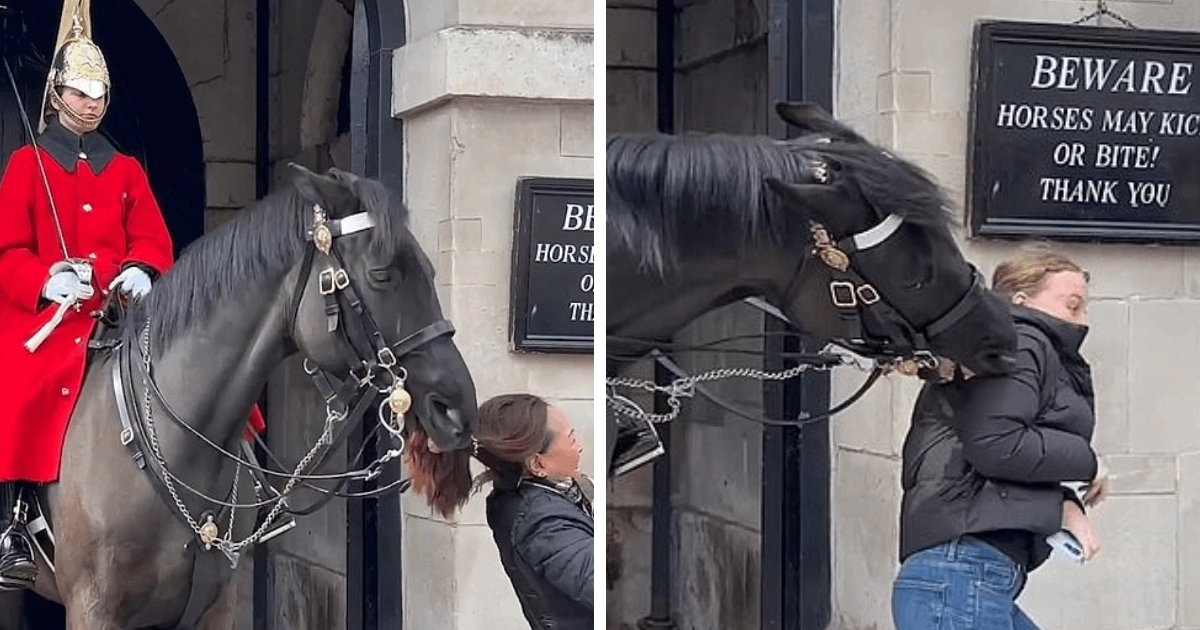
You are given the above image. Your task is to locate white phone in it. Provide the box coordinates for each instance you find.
[1046,530,1086,563]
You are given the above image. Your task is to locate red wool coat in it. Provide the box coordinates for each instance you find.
[0,130,266,483]
[0,141,171,482]
[0,140,174,482]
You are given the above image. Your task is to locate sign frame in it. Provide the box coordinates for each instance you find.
[509,176,594,354]
[968,20,1200,243]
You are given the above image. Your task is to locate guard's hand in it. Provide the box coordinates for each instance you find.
[1062,499,1101,561]
[108,266,152,300]
[42,269,91,304]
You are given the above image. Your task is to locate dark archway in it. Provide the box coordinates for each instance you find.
[0,0,206,255]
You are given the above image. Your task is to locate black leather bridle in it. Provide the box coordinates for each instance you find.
[787,209,986,377]
[285,202,456,427]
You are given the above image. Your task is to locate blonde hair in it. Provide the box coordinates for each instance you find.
[991,249,1086,301]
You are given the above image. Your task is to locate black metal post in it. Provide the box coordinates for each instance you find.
[640,363,677,629]
[762,0,834,628]
[640,1,678,628]
[348,2,405,629]
[252,1,271,628]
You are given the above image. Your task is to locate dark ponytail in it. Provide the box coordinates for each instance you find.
[472,394,551,491]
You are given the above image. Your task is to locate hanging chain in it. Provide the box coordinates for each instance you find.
[1073,0,1137,28]
[606,357,863,424]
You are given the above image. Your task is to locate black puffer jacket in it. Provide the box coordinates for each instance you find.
[487,479,594,629]
[899,305,1098,570]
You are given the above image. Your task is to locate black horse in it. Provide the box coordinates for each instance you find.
[0,165,478,628]
[606,102,1019,472]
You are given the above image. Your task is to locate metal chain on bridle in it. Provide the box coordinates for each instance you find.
[138,322,359,564]
[608,357,846,424]
[117,201,454,565]
[606,347,937,428]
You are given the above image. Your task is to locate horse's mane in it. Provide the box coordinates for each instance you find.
[606,132,954,276]
[131,177,412,355]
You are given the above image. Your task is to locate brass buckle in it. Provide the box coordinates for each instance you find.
[830,281,857,308]
[857,284,881,305]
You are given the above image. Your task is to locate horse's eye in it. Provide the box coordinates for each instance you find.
[369,269,392,283]
[905,280,924,291]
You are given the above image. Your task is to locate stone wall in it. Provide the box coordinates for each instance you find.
[832,1,1200,628]
[134,0,260,232]
[395,3,594,628]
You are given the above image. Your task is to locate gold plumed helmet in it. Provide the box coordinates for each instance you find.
[39,0,110,133]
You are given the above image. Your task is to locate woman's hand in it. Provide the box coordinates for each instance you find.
[1062,499,1101,561]
[1083,457,1110,508]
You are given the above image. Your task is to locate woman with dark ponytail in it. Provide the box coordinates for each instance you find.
[474,393,593,630]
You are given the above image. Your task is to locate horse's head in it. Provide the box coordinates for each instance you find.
[286,164,479,457]
[764,102,1017,376]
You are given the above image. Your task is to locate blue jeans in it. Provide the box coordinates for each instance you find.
[892,537,1040,630]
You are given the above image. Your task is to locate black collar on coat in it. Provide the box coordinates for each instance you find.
[38,119,117,174]
[1011,304,1088,357]
[1011,304,1093,398]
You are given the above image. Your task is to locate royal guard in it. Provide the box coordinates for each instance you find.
[0,0,176,590]
[0,4,270,590]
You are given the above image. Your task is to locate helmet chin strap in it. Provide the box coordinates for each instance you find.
[49,88,105,133]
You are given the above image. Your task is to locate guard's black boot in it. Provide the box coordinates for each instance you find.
[0,482,37,591]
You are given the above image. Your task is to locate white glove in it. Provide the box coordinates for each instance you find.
[42,269,92,305]
[109,266,152,300]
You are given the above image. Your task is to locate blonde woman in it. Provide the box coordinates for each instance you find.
[892,251,1109,630]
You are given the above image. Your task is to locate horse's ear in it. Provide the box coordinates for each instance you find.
[775,102,866,143]
[289,162,345,207]
[764,177,845,223]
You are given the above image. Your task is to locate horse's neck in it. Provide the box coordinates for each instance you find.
[609,255,785,345]
[145,278,289,447]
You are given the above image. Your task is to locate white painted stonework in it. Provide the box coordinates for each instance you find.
[394,5,595,630]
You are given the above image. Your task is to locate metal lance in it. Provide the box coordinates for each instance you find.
[3,56,94,352]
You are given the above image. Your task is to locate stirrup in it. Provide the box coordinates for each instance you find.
[0,575,35,591]
[257,518,296,544]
